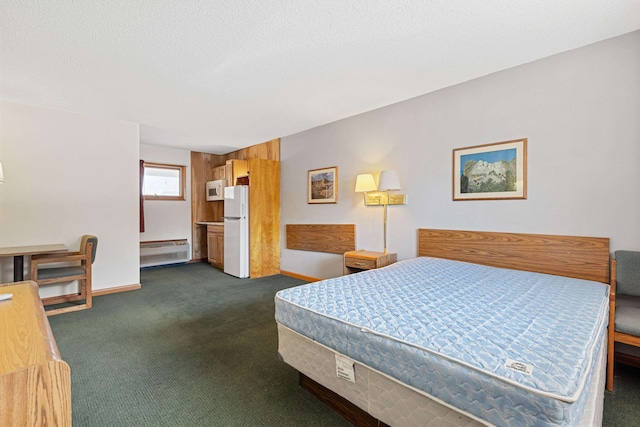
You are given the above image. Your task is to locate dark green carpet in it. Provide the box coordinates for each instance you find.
[47,263,640,426]
[604,363,640,426]
[48,263,350,426]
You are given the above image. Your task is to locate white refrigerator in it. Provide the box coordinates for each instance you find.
[223,185,249,278]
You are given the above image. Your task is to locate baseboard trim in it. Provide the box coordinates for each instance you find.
[93,283,141,296]
[280,270,322,283]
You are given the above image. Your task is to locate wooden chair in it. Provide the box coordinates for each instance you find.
[607,250,640,391]
[30,235,98,316]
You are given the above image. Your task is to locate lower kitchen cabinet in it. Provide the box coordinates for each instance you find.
[207,224,224,269]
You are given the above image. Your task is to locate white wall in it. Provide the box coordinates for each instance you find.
[281,31,640,279]
[139,144,192,252]
[0,101,140,294]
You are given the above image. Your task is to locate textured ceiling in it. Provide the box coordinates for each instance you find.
[2,1,639,154]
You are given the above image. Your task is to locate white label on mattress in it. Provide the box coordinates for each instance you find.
[505,359,533,375]
[335,354,356,383]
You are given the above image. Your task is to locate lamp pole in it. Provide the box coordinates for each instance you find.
[383,191,389,254]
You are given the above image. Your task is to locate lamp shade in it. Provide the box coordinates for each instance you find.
[378,169,401,191]
[355,173,376,192]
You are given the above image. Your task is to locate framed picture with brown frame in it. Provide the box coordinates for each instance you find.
[308,166,338,204]
[453,138,527,201]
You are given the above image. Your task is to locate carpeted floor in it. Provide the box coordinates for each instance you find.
[47,262,639,426]
[604,363,640,426]
[49,263,350,426]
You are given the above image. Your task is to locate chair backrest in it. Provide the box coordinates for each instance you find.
[615,250,640,297]
[80,235,98,264]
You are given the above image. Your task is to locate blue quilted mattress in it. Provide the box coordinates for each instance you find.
[275,257,609,426]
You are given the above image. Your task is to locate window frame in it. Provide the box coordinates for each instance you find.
[142,162,187,201]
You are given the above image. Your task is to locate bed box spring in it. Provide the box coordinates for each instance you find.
[274,257,610,427]
[277,325,607,427]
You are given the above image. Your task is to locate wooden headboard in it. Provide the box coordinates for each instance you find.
[418,229,610,284]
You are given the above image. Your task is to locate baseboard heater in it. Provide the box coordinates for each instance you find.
[140,239,190,268]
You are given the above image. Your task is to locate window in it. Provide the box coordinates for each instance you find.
[143,162,186,201]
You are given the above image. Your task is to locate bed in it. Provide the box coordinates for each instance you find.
[275,229,611,426]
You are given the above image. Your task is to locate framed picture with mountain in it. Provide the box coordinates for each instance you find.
[453,138,527,201]
[308,166,338,204]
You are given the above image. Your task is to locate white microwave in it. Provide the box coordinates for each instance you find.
[205,179,225,201]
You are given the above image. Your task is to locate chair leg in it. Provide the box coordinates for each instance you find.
[78,278,86,301]
[607,336,615,391]
[85,276,92,309]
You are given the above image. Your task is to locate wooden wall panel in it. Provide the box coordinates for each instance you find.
[417,228,610,283]
[286,224,356,254]
[223,138,280,162]
[249,158,281,278]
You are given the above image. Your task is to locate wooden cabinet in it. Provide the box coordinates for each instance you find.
[211,160,247,187]
[210,160,248,187]
[207,224,224,269]
[212,165,226,181]
[343,250,397,275]
[225,159,249,187]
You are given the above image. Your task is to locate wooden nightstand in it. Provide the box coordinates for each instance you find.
[343,250,397,275]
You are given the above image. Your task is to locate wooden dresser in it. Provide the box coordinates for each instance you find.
[0,281,71,426]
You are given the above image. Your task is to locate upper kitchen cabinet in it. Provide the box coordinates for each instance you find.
[225,159,249,186]
[212,165,226,181]
[211,159,249,187]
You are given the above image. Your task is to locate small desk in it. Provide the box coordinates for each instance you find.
[0,244,67,282]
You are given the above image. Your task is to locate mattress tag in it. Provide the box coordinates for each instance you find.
[335,354,356,383]
[505,359,533,375]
